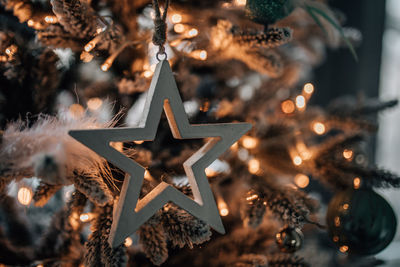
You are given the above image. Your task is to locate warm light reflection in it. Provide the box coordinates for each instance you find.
[312,122,326,135]
[234,0,247,6]
[242,136,258,149]
[18,187,33,206]
[218,200,229,216]
[281,100,295,114]
[110,142,124,152]
[205,167,218,177]
[134,140,144,144]
[294,174,309,188]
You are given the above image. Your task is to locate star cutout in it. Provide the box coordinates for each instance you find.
[69,60,252,247]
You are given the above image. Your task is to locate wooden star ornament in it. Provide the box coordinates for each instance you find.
[69,60,252,247]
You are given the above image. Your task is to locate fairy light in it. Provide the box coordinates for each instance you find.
[334,216,340,227]
[5,45,17,56]
[44,16,57,24]
[17,187,33,206]
[339,245,349,253]
[144,70,153,78]
[101,62,111,71]
[234,0,247,6]
[303,83,314,95]
[246,194,259,201]
[218,198,229,216]
[87,97,103,111]
[333,236,339,242]
[124,237,133,247]
[281,100,295,114]
[293,156,302,166]
[296,141,312,160]
[312,122,326,135]
[171,14,182,24]
[343,203,349,210]
[248,158,260,174]
[80,213,92,222]
[190,50,208,60]
[84,42,95,52]
[174,23,185,33]
[27,19,34,26]
[187,28,198,37]
[80,51,94,63]
[343,149,353,160]
[294,174,309,188]
[242,136,258,149]
[353,177,361,189]
[295,95,306,109]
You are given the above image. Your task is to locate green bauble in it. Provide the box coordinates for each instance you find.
[327,189,397,255]
[246,0,296,25]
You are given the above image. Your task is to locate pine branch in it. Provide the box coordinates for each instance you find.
[267,253,310,267]
[232,26,293,49]
[33,182,62,207]
[37,24,83,50]
[234,253,269,267]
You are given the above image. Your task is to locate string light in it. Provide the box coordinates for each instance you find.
[171,13,182,24]
[295,95,306,109]
[174,23,185,33]
[296,141,312,160]
[27,19,34,26]
[312,122,326,135]
[339,245,349,253]
[343,149,353,160]
[79,213,92,222]
[84,42,95,52]
[87,97,103,111]
[190,50,207,60]
[17,187,33,206]
[234,0,247,6]
[294,174,309,188]
[101,62,111,71]
[353,177,361,189]
[303,83,314,95]
[186,28,198,37]
[293,156,302,166]
[281,99,295,114]
[343,203,349,210]
[124,237,133,247]
[44,16,57,24]
[334,216,340,227]
[248,158,260,174]
[218,199,229,216]
[333,236,339,242]
[242,136,258,149]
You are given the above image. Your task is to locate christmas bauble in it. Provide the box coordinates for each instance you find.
[275,226,303,252]
[326,189,397,255]
[246,0,296,25]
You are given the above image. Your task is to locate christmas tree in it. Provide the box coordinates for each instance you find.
[0,0,398,266]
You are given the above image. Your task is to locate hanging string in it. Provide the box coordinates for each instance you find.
[152,0,170,61]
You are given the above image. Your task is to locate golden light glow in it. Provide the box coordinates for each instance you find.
[124,237,133,247]
[143,70,153,78]
[190,50,208,60]
[333,236,339,242]
[174,23,185,33]
[79,213,92,222]
[295,95,306,109]
[37,264,44,267]
[303,83,314,94]
[343,149,353,160]
[80,51,94,62]
[230,141,238,151]
[134,140,144,144]
[110,141,124,152]
[144,170,153,181]
[234,0,247,6]
[312,122,326,135]
[5,45,17,56]
[281,100,295,114]
[27,19,34,26]
[246,194,259,201]
[218,200,229,216]
[69,104,85,119]
[294,174,309,188]
[296,142,312,160]
[101,62,110,71]
[293,156,302,166]
[353,177,361,189]
[44,16,57,23]
[248,158,260,174]
[171,13,182,24]
[69,212,80,230]
[17,187,33,206]
[339,245,349,253]
[84,42,95,52]
[87,97,103,111]
[96,28,104,34]
[187,28,199,37]
[343,203,349,210]
[242,136,258,149]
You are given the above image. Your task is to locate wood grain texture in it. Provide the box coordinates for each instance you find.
[69,60,252,248]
